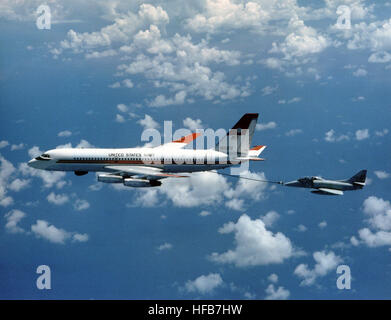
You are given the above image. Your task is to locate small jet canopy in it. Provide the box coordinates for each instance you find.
[298,176,322,183]
[296,177,315,187]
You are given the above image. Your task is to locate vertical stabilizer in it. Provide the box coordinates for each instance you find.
[347,169,367,187]
[215,113,259,157]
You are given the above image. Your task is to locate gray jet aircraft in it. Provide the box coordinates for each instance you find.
[284,170,367,195]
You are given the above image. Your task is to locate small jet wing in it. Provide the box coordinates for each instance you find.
[104,165,188,180]
[154,132,202,150]
[311,188,344,196]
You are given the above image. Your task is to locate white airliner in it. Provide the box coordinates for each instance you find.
[28,113,266,187]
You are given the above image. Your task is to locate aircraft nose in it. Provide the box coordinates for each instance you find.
[28,158,48,169]
[284,180,302,187]
[28,159,38,168]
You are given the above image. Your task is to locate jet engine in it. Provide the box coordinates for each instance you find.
[97,174,161,187]
[75,171,88,176]
[97,174,123,183]
[123,178,161,188]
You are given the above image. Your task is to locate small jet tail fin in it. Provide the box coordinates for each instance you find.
[215,113,258,157]
[347,169,367,187]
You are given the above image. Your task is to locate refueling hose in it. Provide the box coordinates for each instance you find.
[212,171,284,185]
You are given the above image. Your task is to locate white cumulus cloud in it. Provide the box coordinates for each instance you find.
[294,251,342,286]
[185,273,223,295]
[324,129,350,142]
[47,192,69,206]
[8,178,30,192]
[138,114,160,130]
[73,199,90,211]
[157,242,173,251]
[265,284,290,300]
[374,171,390,179]
[260,211,280,227]
[210,214,296,267]
[4,209,26,234]
[58,130,72,137]
[0,141,9,149]
[183,117,203,131]
[256,121,277,131]
[31,219,88,244]
[355,129,369,140]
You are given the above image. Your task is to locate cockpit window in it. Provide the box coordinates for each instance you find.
[35,153,51,161]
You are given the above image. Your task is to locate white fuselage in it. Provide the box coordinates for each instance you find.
[27,113,263,188]
[28,147,238,173]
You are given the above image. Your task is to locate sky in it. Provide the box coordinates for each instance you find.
[1,0,391,300]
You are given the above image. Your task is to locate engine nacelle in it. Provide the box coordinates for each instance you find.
[123,178,161,188]
[75,171,88,176]
[97,174,123,183]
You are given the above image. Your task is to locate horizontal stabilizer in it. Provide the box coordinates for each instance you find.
[248,145,266,157]
[235,157,265,161]
[311,188,344,196]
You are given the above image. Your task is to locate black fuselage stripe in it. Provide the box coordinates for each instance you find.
[56,160,237,165]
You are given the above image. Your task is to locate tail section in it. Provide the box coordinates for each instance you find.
[215,113,258,156]
[347,169,367,187]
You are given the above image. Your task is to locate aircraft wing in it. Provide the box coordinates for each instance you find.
[154,132,201,150]
[104,165,188,180]
[311,188,344,196]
